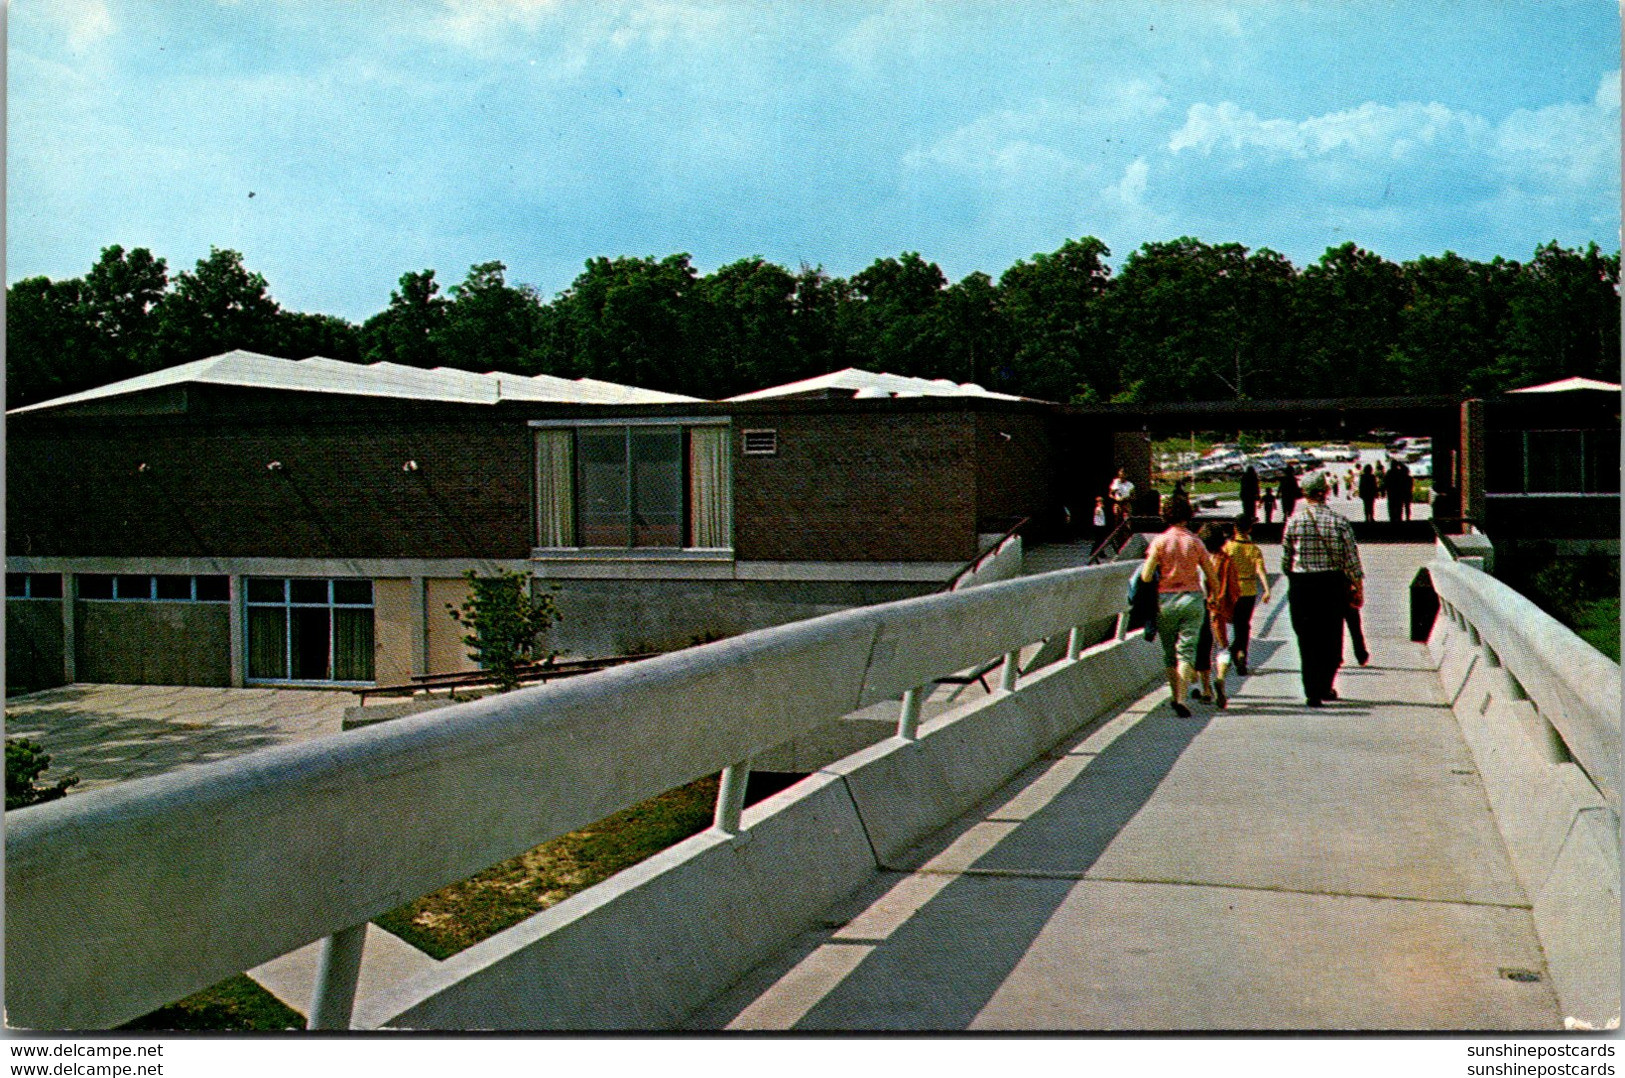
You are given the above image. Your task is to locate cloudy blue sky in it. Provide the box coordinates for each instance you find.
[8,0,1620,322]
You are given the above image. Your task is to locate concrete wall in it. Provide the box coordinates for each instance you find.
[542,577,939,657]
[75,602,232,687]
[1428,561,1620,1028]
[6,600,66,694]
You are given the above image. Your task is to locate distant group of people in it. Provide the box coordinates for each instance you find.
[1130,468,1367,716]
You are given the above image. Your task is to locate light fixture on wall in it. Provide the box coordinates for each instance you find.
[998,431,1012,442]
[267,461,284,472]
[403,460,419,472]
[137,462,151,473]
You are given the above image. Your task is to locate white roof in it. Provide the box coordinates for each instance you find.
[1509,376,1621,394]
[727,367,1030,402]
[8,350,703,414]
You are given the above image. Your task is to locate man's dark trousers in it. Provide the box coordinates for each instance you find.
[1287,571,1347,702]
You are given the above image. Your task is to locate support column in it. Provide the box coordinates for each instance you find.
[60,573,77,685]
[308,923,367,1031]
[411,576,429,677]
[228,575,245,687]
[896,687,923,740]
[714,759,751,835]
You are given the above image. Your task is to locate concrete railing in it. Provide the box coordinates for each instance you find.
[7,560,1143,1031]
[1428,559,1619,810]
[1426,557,1620,1027]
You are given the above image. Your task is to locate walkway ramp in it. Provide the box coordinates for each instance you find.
[691,544,1563,1030]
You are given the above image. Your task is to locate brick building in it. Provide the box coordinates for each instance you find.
[6,354,1070,693]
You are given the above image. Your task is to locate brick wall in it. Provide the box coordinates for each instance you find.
[732,408,978,562]
[974,411,1060,535]
[8,409,534,561]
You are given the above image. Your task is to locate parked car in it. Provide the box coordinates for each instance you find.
[1313,443,1359,462]
[1410,455,1432,479]
[1388,436,1431,462]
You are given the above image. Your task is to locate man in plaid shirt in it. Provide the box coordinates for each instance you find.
[1282,471,1363,706]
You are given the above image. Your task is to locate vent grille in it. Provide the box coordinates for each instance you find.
[743,429,778,456]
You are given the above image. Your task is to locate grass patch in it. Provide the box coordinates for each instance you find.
[373,774,721,959]
[1574,597,1620,663]
[121,974,305,1032]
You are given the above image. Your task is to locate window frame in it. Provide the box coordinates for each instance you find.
[532,417,733,553]
[74,574,230,603]
[243,577,375,685]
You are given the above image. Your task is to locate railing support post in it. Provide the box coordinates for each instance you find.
[1000,650,1020,692]
[897,688,923,740]
[308,922,367,1031]
[714,759,752,835]
[1067,626,1084,661]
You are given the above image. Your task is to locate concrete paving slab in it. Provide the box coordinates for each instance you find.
[708,873,1555,1031]
[6,683,352,790]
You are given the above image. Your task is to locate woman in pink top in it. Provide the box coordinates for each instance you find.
[1139,498,1218,717]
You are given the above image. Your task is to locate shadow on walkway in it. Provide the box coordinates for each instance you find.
[787,706,1215,1031]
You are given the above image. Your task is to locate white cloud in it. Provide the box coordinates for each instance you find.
[1168,99,1492,161]
[16,0,115,52]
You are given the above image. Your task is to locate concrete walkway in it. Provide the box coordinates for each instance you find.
[5,683,352,792]
[690,544,1564,1030]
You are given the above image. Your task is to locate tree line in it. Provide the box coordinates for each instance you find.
[7,236,1618,408]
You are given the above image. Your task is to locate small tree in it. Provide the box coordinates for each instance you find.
[445,569,560,692]
[6,736,79,810]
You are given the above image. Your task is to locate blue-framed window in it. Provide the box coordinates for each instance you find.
[245,578,374,683]
[75,574,228,601]
[6,573,64,599]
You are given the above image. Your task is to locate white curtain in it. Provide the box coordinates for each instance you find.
[535,429,575,548]
[688,425,733,549]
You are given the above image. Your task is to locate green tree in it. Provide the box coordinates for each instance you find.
[549,254,699,393]
[1391,251,1521,396]
[436,261,546,373]
[5,275,93,407]
[843,252,948,377]
[360,269,449,368]
[1105,238,1297,402]
[445,570,561,693]
[154,247,282,362]
[1295,242,1406,398]
[999,237,1112,401]
[691,257,802,397]
[1497,242,1621,389]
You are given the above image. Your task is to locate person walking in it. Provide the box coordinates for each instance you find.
[1138,498,1218,718]
[1222,514,1271,675]
[1358,464,1378,522]
[1260,484,1277,524]
[1238,464,1260,522]
[1190,522,1237,709]
[1344,574,1370,667]
[1398,461,1414,522]
[1109,468,1136,527]
[1279,469,1301,519]
[1282,471,1363,707]
[1384,460,1405,523]
[1168,479,1192,521]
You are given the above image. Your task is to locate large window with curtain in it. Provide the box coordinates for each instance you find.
[245,578,375,683]
[535,421,732,550]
